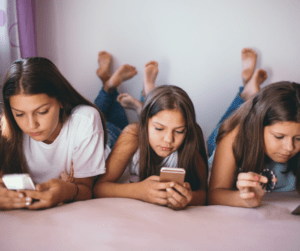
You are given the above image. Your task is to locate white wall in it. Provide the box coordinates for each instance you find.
[36,0,300,140]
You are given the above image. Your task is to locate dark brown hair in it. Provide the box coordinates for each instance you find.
[217,81,300,188]
[1,57,107,174]
[138,85,207,190]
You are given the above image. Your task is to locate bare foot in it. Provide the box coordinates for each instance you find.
[143,61,158,97]
[241,48,257,84]
[241,68,267,100]
[117,93,142,115]
[96,51,112,83]
[104,64,137,93]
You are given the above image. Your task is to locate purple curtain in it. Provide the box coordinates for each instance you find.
[16,0,37,58]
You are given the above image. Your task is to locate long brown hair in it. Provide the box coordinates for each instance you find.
[217,82,300,187]
[1,57,107,174]
[138,85,207,190]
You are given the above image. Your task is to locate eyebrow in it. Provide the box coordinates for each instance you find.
[11,103,49,113]
[152,121,186,129]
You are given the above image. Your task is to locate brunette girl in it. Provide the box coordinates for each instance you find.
[208,48,300,208]
[0,57,109,210]
[93,83,208,210]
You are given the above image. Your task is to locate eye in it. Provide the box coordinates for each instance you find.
[155,127,163,131]
[38,110,48,115]
[15,113,24,117]
[295,138,300,141]
[274,135,283,139]
[176,130,186,134]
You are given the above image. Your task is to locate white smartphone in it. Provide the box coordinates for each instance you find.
[160,167,186,185]
[2,174,36,190]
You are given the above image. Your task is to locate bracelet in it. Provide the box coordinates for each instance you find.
[69,182,79,202]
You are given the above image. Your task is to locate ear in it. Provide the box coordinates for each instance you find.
[59,101,63,109]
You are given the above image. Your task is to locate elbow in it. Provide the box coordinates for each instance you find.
[207,189,215,205]
[93,181,103,198]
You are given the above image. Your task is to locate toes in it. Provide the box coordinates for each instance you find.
[145,61,158,67]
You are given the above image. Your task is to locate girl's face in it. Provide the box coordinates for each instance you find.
[10,93,62,144]
[148,109,187,160]
[264,121,300,163]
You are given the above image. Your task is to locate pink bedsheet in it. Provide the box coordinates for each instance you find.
[1,191,299,251]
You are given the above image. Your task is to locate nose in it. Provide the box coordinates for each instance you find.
[27,115,39,130]
[283,138,294,152]
[163,130,174,143]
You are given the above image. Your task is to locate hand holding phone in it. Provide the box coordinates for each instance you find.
[160,167,186,185]
[2,174,36,190]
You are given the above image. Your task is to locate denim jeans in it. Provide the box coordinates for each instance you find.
[207,87,245,157]
[94,88,129,149]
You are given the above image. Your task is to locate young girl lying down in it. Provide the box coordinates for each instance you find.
[94,84,208,210]
[208,48,300,208]
[0,57,109,210]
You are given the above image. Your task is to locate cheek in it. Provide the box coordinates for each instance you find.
[148,130,159,147]
[264,139,277,154]
[14,118,25,130]
[174,134,186,148]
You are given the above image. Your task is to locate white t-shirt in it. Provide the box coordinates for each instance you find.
[23,105,110,184]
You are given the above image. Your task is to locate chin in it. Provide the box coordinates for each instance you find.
[271,157,290,164]
[156,150,175,158]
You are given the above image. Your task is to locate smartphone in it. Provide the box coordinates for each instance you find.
[2,174,36,190]
[292,205,300,215]
[160,167,185,185]
[260,169,277,192]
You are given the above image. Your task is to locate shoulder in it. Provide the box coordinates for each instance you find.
[67,105,103,134]
[71,105,100,120]
[213,125,239,166]
[122,122,138,136]
[220,124,239,145]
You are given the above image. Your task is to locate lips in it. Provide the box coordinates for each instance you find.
[161,146,172,151]
[30,132,41,136]
[277,153,291,159]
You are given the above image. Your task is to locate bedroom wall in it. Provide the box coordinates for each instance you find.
[35,0,300,140]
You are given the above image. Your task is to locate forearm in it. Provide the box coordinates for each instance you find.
[208,188,255,208]
[189,189,207,206]
[72,183,92,201]
[93,181,143,200]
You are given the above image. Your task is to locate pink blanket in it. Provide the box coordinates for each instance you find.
[1,191,299,250]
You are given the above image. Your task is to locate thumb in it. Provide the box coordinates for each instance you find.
[183,182,191,190]
[36,180,52,192]
[148,175,160,181]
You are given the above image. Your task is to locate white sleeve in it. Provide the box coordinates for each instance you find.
[71,107,106,178]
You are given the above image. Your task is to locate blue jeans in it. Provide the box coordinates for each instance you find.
[94,88,129,149]
[207,87,245,157]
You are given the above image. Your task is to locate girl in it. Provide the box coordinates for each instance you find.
[208,48,300,208]
[93,84,208,210]
[0,57,110,210]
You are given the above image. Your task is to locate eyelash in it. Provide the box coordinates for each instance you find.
[155,127,185,134]
[274,136,283,139]
[39,110,48,115]
[15,110,48,117]
[274,135,300,141]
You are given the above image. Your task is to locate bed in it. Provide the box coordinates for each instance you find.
[1,191,299,251]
